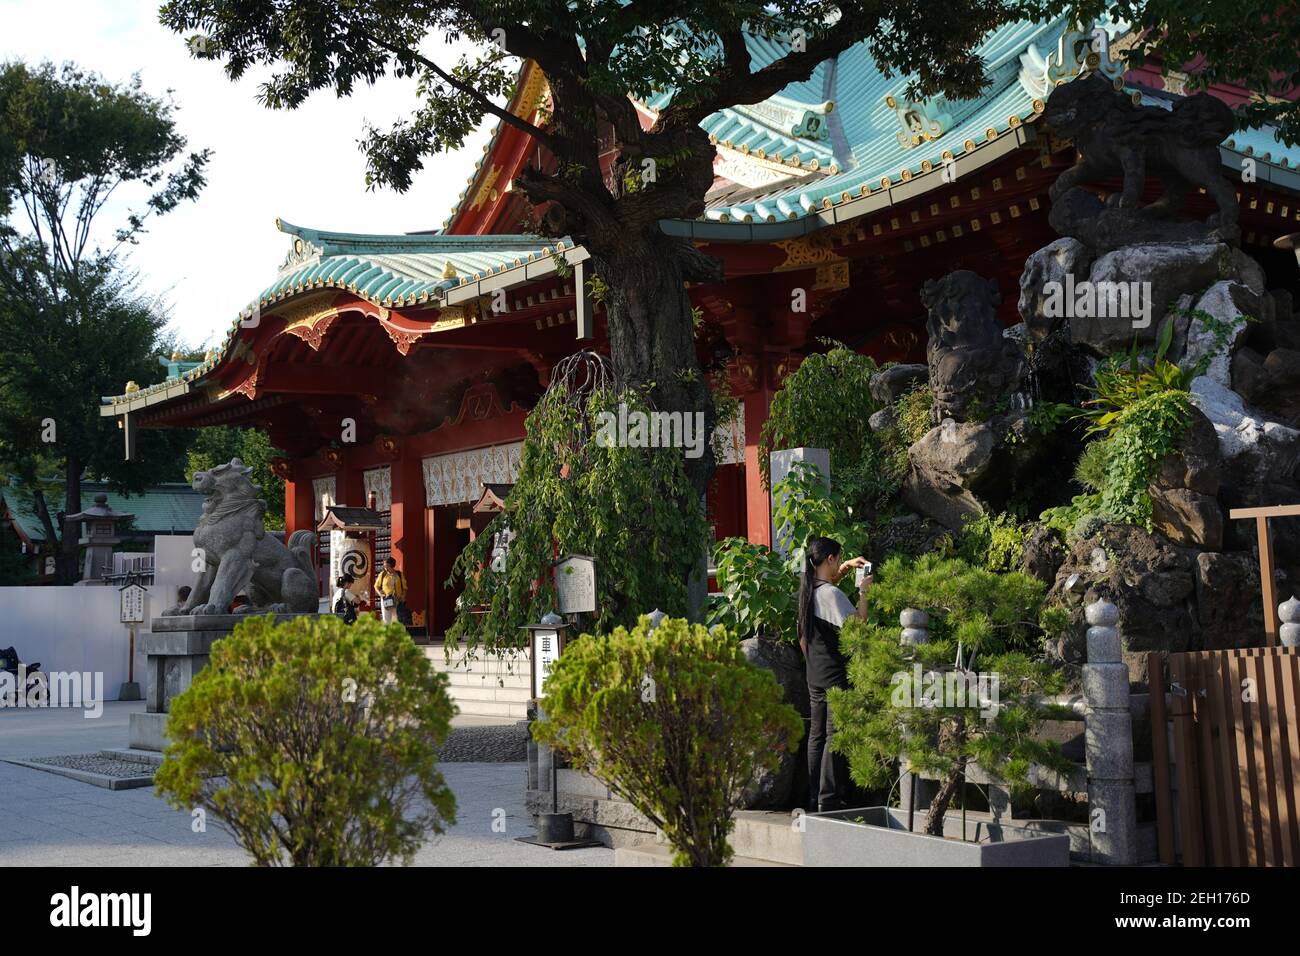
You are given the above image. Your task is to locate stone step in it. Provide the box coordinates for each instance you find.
[614,842,795,867]
[423,647,531,676]
[441,669,532,690]
[731,810,805,866]
[446,697,529,719]
[446,683,532,703]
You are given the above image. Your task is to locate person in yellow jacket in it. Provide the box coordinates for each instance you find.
[374,557,407,625]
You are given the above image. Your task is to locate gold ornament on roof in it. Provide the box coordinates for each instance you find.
[124,381,140,393]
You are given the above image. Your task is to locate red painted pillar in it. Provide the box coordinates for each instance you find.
[742,385,774,548]
[390,446,427,622]
[286,461,316,535]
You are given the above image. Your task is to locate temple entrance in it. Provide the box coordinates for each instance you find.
[427,504,471,637]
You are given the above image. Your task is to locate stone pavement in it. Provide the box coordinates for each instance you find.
[0,701,612,867]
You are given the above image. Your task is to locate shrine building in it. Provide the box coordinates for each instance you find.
[99,16,1300,636]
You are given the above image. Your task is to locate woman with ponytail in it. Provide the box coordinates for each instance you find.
[798,536,872,813]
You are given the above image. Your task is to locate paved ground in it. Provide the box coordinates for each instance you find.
[0,701,612,867]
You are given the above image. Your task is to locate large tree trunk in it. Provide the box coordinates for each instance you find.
[592,230,718,617]
[924,717,969,837]
[58,456,82,584]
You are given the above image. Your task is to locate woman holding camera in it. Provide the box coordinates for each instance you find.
[797,536,872,813]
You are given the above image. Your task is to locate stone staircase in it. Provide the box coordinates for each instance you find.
[613,811,804,867]
[423,643,531,719]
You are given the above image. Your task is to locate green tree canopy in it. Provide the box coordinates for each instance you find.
[0,60,209,581]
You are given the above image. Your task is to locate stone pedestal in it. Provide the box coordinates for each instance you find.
[128,613,320,751]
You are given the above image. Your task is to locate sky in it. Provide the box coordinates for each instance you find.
[0,0,498,350]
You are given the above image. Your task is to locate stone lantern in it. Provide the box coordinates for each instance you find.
[66,493,133,585]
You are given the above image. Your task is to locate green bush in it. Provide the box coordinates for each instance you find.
[830,555,1072,835]
[447,384,710,651]
[758,344,880,486]
[533,616,802,866]
[956,512,1027,573]
[708,538,796,641]
[771,460,867,572]
[154,614,457,866]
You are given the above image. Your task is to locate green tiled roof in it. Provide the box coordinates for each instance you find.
[2,481,205,542]
[261,220,566,309]
[100,16,1300,412]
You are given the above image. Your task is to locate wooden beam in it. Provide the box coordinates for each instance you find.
[1229,505,1300,519]
[1229,504,1300,646]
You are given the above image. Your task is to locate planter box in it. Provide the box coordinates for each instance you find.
[803,807,1070,867]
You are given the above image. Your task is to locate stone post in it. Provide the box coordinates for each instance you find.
[1083,599,1138,864]
[898,608,936,816]
[768,447,830,557]
[1279,595,1300,648]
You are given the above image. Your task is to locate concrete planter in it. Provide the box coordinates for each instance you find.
[803,807,1070,867]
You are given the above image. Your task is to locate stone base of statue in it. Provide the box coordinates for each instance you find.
[128,612,321,752]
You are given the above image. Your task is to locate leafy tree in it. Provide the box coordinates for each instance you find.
[0,61,209,582]
[830,554,1073,836]
[1059,0,1300,145]
[448,374,710,648]
[155,0,1052,526]
[154,614,457,867]
[186,427,286,529]
[708,537,797,641]
[533,615,802,866]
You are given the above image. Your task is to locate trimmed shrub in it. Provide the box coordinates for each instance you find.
[533,616,802,866]
[154,614,456,866]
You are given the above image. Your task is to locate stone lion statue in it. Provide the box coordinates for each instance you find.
[165,458,319,616]
[921,271,1025,422]
[1045,73,1239,237]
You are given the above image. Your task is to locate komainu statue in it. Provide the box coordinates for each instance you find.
[165,458,318,616]
[922,271,1025,422]
[1044,73,1239,244]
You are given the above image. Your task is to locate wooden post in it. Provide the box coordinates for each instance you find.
[1228,504,1300,646]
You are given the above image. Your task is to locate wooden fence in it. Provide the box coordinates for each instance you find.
[1151,647,1300,866]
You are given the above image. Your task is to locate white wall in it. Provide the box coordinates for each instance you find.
[0,585,153,701]
[153,534,196,610]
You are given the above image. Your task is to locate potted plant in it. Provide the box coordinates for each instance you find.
[803,554,1074,866]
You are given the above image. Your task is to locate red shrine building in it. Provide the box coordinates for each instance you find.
[100,16,1300,635]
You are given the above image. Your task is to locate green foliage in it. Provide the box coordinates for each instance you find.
[1172,306,1255,358]
[1073,437,1112,494]
[153,614,456,866]
[0,60,210,250]
[1025,401,1076,435]
[708,537,796,641]
[894,382,935,447]
[758,344,882,494]
[1065,320,1194,530]
[1097,390,1191,527]
[532,616,802,867]
[771,461,866,574]
[447,384,710,652]
[0,60,208,581]
[829,554,1072,834]
[872,380,935,489]
[1065,0,1300,145]
[186,427,286,529]
[956,512,1027,573]
[1082,319,1192,436]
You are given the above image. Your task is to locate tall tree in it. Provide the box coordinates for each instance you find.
[186,426,287,529]
[156,0,1028,501]
[157,1,1295,606]
[0,61,210,582]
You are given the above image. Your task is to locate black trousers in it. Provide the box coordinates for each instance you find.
[808,678,850,812]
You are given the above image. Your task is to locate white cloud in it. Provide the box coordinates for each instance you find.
[0,0,499,348]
